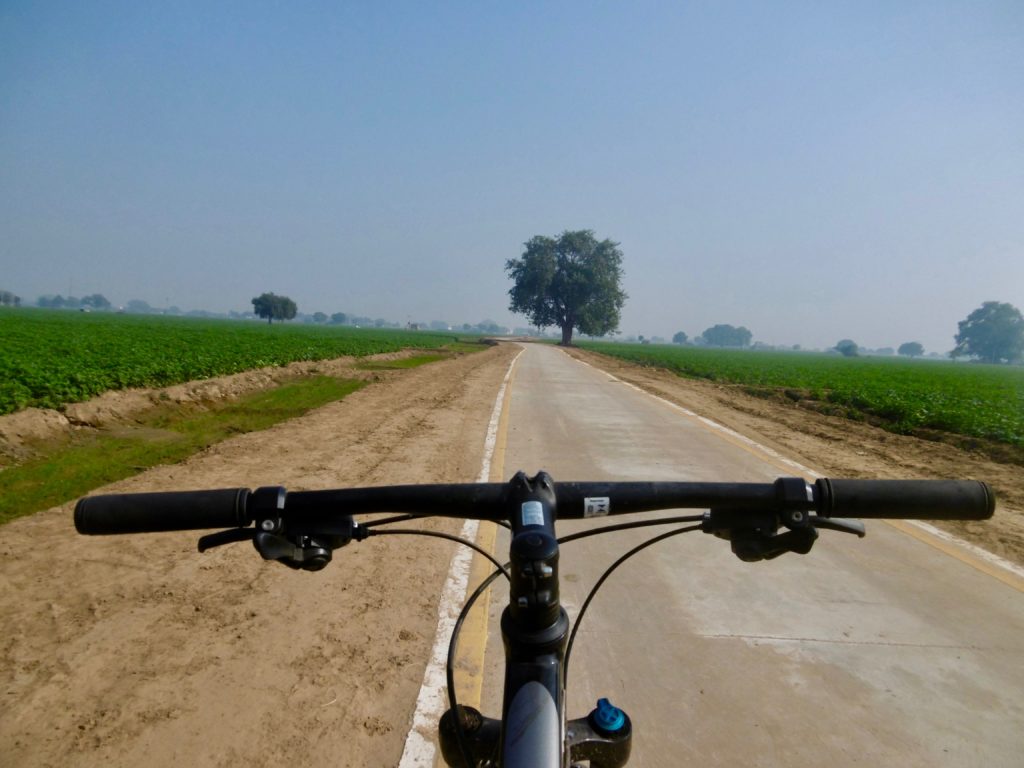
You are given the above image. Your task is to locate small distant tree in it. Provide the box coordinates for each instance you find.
[898,341,924,358]
[506,229,627,346]
[330,312,348,324]
[0,290,20,307]
[252,292,298,324]
[312,312,327,323]
[672,331,688,345]
[835,339,859,357]
[950,301,1024,364]
[701,324,752,347]
[126,299,154,314]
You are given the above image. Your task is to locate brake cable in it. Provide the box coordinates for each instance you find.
[373,514,751,764]
[366,527,510,579]
[440,515,707,766]
[362,514,512,531]
[558,514,705,544]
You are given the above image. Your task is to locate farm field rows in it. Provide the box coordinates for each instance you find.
[0,309,461,415]
[579,341,1024,447]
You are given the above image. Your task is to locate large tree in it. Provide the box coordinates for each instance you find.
[898,341,924,358]
[700,324,752,348]
[252,292,297,324]
[834,339,859,357]
[951,301,1024,364]
[506,230,626,346]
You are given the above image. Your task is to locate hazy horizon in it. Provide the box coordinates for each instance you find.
[2,3,1022,355]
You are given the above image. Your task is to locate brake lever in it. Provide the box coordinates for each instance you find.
[811,517,866,537]
[198,528,255,552]
[728,527,818,561]
[253,531,342,571]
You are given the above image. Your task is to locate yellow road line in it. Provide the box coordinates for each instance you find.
[885,519,1024,592]
[456,354,518,708]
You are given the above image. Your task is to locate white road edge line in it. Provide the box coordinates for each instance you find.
[574,356,1024,582]
[399,349,524,768]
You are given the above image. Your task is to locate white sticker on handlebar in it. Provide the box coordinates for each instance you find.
[584,497,610,518]
[521,501,544,527]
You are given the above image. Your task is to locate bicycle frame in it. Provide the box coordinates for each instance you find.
[437,471,632,768]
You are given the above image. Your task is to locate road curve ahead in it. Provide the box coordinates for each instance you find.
[481,343,1024,768]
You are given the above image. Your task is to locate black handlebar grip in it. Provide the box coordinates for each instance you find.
[816,479,995,520]
[74,488,251,534]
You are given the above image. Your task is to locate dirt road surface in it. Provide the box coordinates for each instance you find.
[0,345,518,768]
[1,342,1021,767]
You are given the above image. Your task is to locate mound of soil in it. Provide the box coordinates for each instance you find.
[0,349,430,462]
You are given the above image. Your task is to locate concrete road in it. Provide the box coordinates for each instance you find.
[475,343,1024,767]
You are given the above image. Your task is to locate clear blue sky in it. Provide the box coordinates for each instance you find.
[2,1,1022,352]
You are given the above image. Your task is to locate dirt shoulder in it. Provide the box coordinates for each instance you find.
[0,344,518,768]
[564,347,1024,567]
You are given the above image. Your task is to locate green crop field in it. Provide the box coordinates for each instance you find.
[0,308,462,415]
[579,342,1024,447]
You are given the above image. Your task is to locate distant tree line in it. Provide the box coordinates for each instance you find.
[655,300,1021,365]
[667,324,752,348]
[35,293,111,310]
[826,302,1023,364]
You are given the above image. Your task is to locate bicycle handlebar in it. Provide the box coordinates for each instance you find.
[71,473,997,768]
[75,488,251,534]
[74,478,995,536]
[817,479,994,520]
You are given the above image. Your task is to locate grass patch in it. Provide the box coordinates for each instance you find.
[356,340,491,370]
[0,376,365,525]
